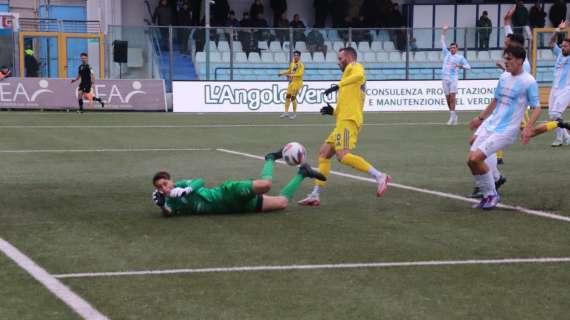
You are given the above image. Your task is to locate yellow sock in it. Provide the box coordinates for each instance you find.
[316,157,330,187]
[545,121,559,131]
[340,153,373,173]
[496,150,504,159]
[292,99,297,112]
[285,99,290,112]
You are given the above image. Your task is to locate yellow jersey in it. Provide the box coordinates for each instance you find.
[285,61,304,85]
[335,62,366,127]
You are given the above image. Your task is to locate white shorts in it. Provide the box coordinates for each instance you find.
[470,127,516,157]
[548,87,570,117]
[442,79,458,95]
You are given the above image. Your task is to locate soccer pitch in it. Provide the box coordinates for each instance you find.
[0,111,569,319]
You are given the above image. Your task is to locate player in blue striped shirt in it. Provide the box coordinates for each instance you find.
[441,25,471,125]
[467,45,541,210]
[547,20,570,147]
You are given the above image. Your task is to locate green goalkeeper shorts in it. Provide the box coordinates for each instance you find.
[218,180,263,213]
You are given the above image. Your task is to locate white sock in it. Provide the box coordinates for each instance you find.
[368,167,383,179]
[451,111,457,116]
[484,153,501,182]
[555,128,564,140]
[479,171,496,197]
[311,185,321,195]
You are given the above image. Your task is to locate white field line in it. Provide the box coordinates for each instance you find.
[52,257,570,279]
[0,238,108,320]
[0,122,458,129]
[216,148,570,223]
[0,147,211,154]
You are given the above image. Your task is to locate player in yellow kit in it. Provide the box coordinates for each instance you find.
[299,47,391,206]
[278,50,304,119]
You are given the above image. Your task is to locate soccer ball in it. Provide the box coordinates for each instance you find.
[282,142,306,166]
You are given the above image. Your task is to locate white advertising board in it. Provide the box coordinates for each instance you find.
[173,80,497,112]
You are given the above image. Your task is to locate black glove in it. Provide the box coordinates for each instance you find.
[320,103,334,116]
[152,189,165,207]
[324,85,339,96]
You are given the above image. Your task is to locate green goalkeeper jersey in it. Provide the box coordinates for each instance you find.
[165,179,262,215]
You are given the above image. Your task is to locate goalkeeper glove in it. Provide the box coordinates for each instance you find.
[320,103,334,116]
[323,84,339,96]
[170,187,192,198]
[152,189,166,207]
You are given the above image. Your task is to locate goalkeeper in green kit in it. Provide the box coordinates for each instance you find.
[151,150,326,216]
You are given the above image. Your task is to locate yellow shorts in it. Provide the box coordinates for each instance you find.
[286,82,302,96]
[325,120,360,150]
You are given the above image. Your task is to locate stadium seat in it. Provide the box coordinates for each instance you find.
[376,52,388,62]
[358,42,371,52]
[221,51,231,62]
[231,41,242,52]
[248,52,262,63]
[389,51,402,62]
[210,51,222,62]
[269,41,282,52]
[282,41,291,51]
[540,49,555,60]
[332,41,344,52]
[378,30,390,41]
[261,52,273,63]
[347,41,357,49]
[258,41,269,51]
[235,52,248,63]
[195,52,206,63]
[467,51,478,62]
[383,41,395,51]
[313,52,325,63]
[427,51,441,62]
[478,51,491,61]
[294,41,307,52]
[412,51,427,62]
[370,41,382,51]
[207,42,217,51]
[363,52,376,63]
[218,41,230,52]
[325,52,337,62]
[274,52,287,62]
[490,50,503,61]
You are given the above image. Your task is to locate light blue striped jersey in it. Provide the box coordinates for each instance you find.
[441,47,470,81]
[484,71,540,135]
[551,45,570,89]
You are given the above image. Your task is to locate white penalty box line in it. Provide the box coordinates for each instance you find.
[0,147,212,154]
[216,148,570,223]
[53,257,570,279]
[0,238,108,320]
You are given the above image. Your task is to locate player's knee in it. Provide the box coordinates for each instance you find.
[258,180,272,192]
[335,150,349,161]
[278,197,289,209]
[467,154,481,166]
[286,94,292,99]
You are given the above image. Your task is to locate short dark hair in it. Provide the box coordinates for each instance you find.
[506,33,525,46]
[80,52,88,57]
[482,10,488,15]
[504,45,526,61]
[449,42,457,47]
[563,38,570,45]
[293,50,301,56]
[153,171,171,185]
[340,46,358,59]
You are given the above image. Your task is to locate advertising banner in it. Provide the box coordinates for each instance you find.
[0,12,19,31]
[173,80,498,112]
[0,78,166,111]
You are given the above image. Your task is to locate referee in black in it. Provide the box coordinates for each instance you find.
[71,53,104,112]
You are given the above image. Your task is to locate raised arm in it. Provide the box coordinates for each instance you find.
[503,5,516,34]
[441,25,449,51]
[550,20,566,49]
